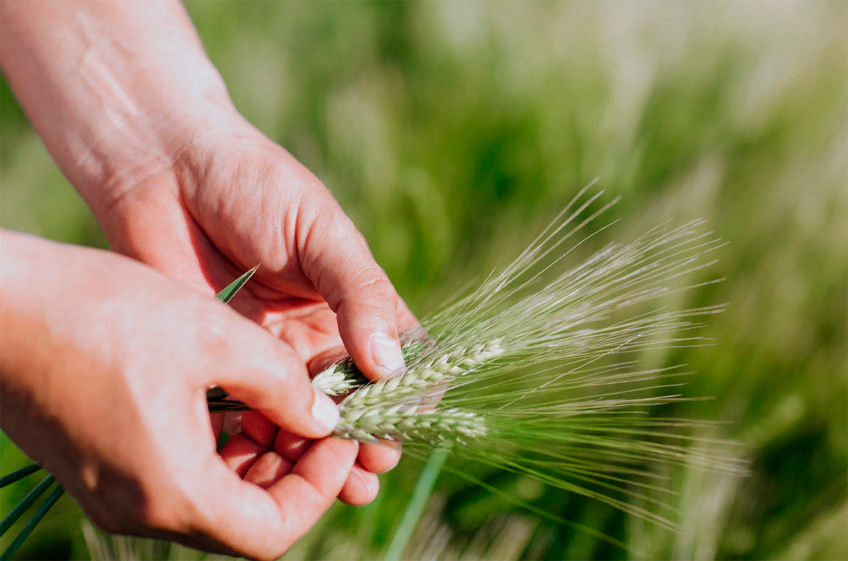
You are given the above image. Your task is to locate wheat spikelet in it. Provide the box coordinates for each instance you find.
[205,186,745,533]
[301,185,748,533]
[311,341,431,396]
[311,365,366,396]
[3,187,743,558]
[337,340,504,409]
[335,404,487,444]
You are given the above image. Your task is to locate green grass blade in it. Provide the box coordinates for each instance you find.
[204,266,260,410]
[0,475,55,538]
[215,265,259,303]
[0,484,65,561]
[435,461,634,555]
[0,464,41,489]
[383,444,452,561]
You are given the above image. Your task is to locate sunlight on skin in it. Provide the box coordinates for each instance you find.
[0,0,416,556]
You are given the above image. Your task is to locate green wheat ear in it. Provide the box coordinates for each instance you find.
[0,268,260,560]
[1,188,747,557]
[213,190,745,490]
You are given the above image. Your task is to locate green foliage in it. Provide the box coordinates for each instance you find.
[1,2,845,559]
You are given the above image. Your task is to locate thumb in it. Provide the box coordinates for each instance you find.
[206,309,339,439]
[298,202,406,381]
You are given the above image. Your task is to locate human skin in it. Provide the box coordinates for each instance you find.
[0,0,411,556]
[0,231,353,559]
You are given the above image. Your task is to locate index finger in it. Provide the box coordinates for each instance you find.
[192,438,358,560]
[263,437,359,544]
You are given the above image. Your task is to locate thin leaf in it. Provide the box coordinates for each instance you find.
[384,444,452,561]
[203,266,260,409]
[0,464,41,489]
[215,265,259,303]
[0,484,64,561]
[0,475,54,537]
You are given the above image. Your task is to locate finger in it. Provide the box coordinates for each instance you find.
[209,412,224,443]
[307,344,350,379]
[273,429,391,500]
[207,316,339,439]
[337,463,380,507]
[221,412,243,436]
[302,298,420,378]
[190,439,355,560]
[274,428,313,464]
[185,456,295,559]
[261,437,358,550]
[357,441,402,475]
[297,200,405,381]
[243,451,294,489]
[219,412,283,477]
[241,411,279,448]
[397,297,421,334]
[218,433,266,477]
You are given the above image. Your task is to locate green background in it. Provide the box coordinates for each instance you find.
[1,2,846,559]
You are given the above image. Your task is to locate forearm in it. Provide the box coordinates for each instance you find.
[0,0,233,217]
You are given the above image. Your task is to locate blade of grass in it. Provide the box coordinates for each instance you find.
[0,484,65,561]
[0,464,41,489]
[434,461,634,555]
[215,265,259,303]
[383,444,452,561]
[0,475,55,537]
[207,266,260,411]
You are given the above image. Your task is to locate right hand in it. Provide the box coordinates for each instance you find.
[0,230,355,560]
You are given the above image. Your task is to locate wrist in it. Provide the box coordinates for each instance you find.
[69,52,237,221]
[0,0,237,221]
[81,90,238,218]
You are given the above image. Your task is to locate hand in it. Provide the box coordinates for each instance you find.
[0,231,354,560]
[0,0,413,508]
[96,109,414,505]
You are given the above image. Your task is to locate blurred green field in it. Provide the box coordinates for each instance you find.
[1,2,846,560]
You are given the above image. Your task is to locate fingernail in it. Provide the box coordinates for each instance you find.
[311,389,340,433]
[370,334,405,379]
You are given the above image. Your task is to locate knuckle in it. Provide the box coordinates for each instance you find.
[348,266,395,299]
